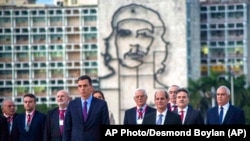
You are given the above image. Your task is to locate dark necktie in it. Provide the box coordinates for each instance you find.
[7,116,12,133]
[7,116,11,124]
[25,114,31,132]
[59,110,66,134]
[138,108,143,119]
[180,110,184,122]
[27,114,31,126]
[83,101,88,122]
[156,114,163,125]
[219,107,224,124]
[172,105,177,111]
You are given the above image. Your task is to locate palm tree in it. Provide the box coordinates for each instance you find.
[188,73,250,124]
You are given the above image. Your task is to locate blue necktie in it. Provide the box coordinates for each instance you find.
[219,107,223,124]
[156,114,163,125]
[83,101,88,122]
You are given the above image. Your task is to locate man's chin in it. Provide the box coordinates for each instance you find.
[122,60,143,68]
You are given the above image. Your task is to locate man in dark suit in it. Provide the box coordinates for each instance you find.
[11,93,46,141]
[166,85,179,112]
[43,90,70,141]
[123,88,156,125]
[0,114,8,141]
[1,99,19,141]
[63,75,110,141]
[142,89,182,125]
[206,85,245,125]
[175,88,204,125]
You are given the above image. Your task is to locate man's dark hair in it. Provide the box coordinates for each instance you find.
[77,75,92,86]
[176,88,190,97]
[23,93,37,101]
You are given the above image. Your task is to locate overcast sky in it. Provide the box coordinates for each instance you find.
[36,0,54,5]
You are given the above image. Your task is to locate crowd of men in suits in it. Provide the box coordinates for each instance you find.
[0,75,110,141]
[124,85,245,125]
[0,75,246,141]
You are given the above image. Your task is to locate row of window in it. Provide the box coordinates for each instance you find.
[0,26,97,34]
[201,30,244,41]
[0,44,97,51]
[0,8,97,16]
[200,4,245,12]
[0,61,98,69]
[201,23,244,29]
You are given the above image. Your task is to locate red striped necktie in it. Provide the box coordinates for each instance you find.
[59,110,66,134]
[138,108,143,119]
[180,110,184,122]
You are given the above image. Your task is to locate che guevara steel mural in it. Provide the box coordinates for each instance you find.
[99,3,169,88]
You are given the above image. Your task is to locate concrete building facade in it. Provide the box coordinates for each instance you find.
[0,5,99,104]
[200,0,250,86]
[2,0,249,124]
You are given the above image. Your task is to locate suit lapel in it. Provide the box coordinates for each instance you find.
[214,107,220,124]
[133,107,138,124]
[29,111,36,131]
[53,108,60,130]
[77,98,84,123]
[87,98,95,122]
[21,113,26,130]
[184,108,192,124]
[223,105,232,124]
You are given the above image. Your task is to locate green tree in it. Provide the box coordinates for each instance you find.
[188,73,250,124]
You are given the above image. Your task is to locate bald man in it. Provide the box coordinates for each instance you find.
[43,90,71,141]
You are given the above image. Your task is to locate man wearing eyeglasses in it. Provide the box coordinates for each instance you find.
[123,88,156,125]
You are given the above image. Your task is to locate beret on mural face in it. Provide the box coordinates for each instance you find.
[112,3,164,28]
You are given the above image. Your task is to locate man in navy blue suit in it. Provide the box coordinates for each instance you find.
[11,93,46,141]
[206,85,245,125]
[43,90,70,141]
[123,88,156,125]
[175,88,204,125]
[63,75,110,141]
[142,89,182,125]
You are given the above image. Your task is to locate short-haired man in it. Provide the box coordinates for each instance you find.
[175,88,204,125]
[44,90,70,141]
[167,85,180,112]
[11,93,46,141]
[142,89,182,125]
[63,75,110,141]
[123,88,155,124]
[206,85,245,125]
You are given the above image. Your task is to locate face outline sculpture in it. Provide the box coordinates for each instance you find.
[101,3,169,88]
[116,19,154,68]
